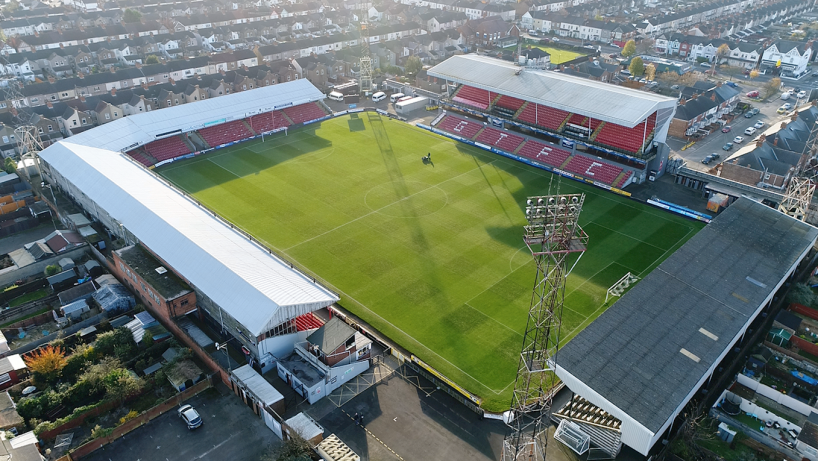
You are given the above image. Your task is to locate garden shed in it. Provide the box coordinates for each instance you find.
[768,327,792,347]
[166,359,204,392]
[0,355,26,390]
[92,283,135,314]
[58,281,96,306]
[775,310,803,334]
[58,257,74,271]
[60,299,89,320]
[83,260,102,278]
[284,412,323,444]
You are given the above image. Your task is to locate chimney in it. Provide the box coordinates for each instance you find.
[135,62,142,68]
[59,43,64,49]
[774,137,779,146]
[791,112,798,121]
[716,81,722,87]
[142,81,148,90]
[679,98,686,105]
[46,100,52,108]
[47,76,55,83]
[710,92,716,101]
[111,88,116,96]
[781,122,788,129]
[79,94,85,103]
[756,137,763,148]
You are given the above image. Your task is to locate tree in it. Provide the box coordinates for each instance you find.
[628,57,645,77]
[405,56,422,76]
[3,157,15,174]
[103,368,143,405]
[621,39,636,57]
[2,0,19,14]
[44,265,60,276]
[24,345,67,384]
[763,77,781,98]
[787,283,816,307]
[715,44,731,64]
[635,38,655,55]
[721,65,743,81]
[749,69,760,80]
[123,9,142,24]
[678,72,701,86]
[657,71,680,85]
[266,432,314,461]
[645,63,656,81]
[145,55,160,65]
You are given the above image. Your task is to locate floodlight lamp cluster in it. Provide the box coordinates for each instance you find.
[525,195,583,225]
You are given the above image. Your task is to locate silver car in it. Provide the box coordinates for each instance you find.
[178,404,203,430]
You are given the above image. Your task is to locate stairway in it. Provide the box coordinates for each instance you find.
[590,121,605,141]
[513,102,528,119]
[560,155,573,169]
[281,112,295,125]
[188,131,210,150]
[242,120,256,136]
[558,113,571,131]
[181,136,197,153]
[513,140,526,155]
[612,171,627,187]
[472,126,486,141]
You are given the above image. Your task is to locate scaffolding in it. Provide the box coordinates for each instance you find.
[503,192,589,461]
[778,177,815,221]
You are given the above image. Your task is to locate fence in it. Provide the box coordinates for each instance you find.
[0,312,105,359]
[0,294,57,325]
[790,335,818,358]
[0,245,89,288]
[790,303,818,321]
[64,375,214,460]
[735,372,815,417]
[0,305,55,332]
[0,278,48,305]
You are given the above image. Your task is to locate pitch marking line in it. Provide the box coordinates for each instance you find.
[207,158,242,179]
[463,302,522,338]
[585,221,667,252]
[284,159,500,251]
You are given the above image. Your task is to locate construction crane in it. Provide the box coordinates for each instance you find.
[503,191,588,461]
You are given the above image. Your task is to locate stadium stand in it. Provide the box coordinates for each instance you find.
[565,114,586,127]
[282,102,328,125]
[128,150,156,167]
[563,155,623,185]
[143,135,193,162]
[246,111,292,133]
[197,120,253,147]
[436,115,483,140]
[595,114,656,154]
[475,126,524,152]
[495,95,525,111]
[452,85,492,110]
[615,171,633,188]
[516,140,571,168]
[295,312,324,331]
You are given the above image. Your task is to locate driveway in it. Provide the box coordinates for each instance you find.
[82,386,280,461]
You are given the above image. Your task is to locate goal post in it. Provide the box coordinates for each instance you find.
[605,272,639,303]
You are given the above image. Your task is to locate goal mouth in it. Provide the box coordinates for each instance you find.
[605,272,640,303]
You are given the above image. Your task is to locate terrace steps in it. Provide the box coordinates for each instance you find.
[472,126,486,141]
[514,102,529,119]
[243,120,257,136]
[590,121,605,141]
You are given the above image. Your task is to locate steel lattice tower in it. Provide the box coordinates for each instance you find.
[358,8,372,95]
[503,193,589,461]
[778,177,815,222]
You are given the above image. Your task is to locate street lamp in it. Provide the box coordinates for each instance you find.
[215,340,233,372]
[40,182,58,230]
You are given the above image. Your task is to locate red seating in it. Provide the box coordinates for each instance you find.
[615,170,633,188]
[246,110,292,133]
[516,140,571,168]
[475,126,524,152]
[127,150,155,167]
[452,85,491,110]
[197,120,253,147]
[563,155,623,185]
[595,113,657,153]
[143,135,193,162]
[565,114,586,127]
[295,312,324,331]
[495,95,525,111]
[282,102,328,125]
[436,115,482,139]
[516,103,570,131]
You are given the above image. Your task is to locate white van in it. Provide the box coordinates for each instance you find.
[328,91,344,102]
[372,91,386,102]
[390,92,405,103]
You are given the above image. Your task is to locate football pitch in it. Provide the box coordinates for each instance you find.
[158,113,704,411]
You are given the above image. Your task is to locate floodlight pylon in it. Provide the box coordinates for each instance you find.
[503,191,588,461]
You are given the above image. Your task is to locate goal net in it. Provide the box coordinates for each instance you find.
[605,272,639,303]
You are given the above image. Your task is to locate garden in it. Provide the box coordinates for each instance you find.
[10,316,200,450]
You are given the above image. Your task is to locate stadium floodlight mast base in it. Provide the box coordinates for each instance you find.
[503,191,589,461]
[778,177,815,222]
[605,272,640,303]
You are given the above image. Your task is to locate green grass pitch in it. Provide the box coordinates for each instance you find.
[158,113,704,411]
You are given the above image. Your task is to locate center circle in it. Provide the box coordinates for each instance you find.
[364,181,449,218]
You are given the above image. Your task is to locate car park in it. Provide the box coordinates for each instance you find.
[746,90,759,97]
[744,127,756,135]
[722,125,732,133]
[178,404,203,430]
[723,142,733,150]
[733,136,744,143]
[754,121,764,129]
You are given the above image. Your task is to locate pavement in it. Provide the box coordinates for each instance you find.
[81,386,280,461]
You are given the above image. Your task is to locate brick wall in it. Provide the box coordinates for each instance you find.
[791,335,818,357]
[668,118,691,138]
[790,303,818,321]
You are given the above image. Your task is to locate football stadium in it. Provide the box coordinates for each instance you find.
[35,55,816,457]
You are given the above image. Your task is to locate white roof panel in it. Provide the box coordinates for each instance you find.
[67,79,325,152]
[427,54,677,128]
[233,364,284,405]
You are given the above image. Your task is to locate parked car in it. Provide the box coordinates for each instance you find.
[671,85,680,90]
[711,153,720,160]
[722,126,732,133]
[744,111,754,118]
[701,155,714,164]
[725,81,738,88]
[754,121,764,129]
[746,90,759,98]
[798,90,808,98]
[812,71,818,77]
[178,405,203,430]
[744,127,756,135]
[723,142,734,150]
[583,44,595,49]
[750,108,760,115]
[733,136,744,143]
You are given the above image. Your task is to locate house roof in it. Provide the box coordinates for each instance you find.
[771,40,810,54]
[306,316,355,353]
